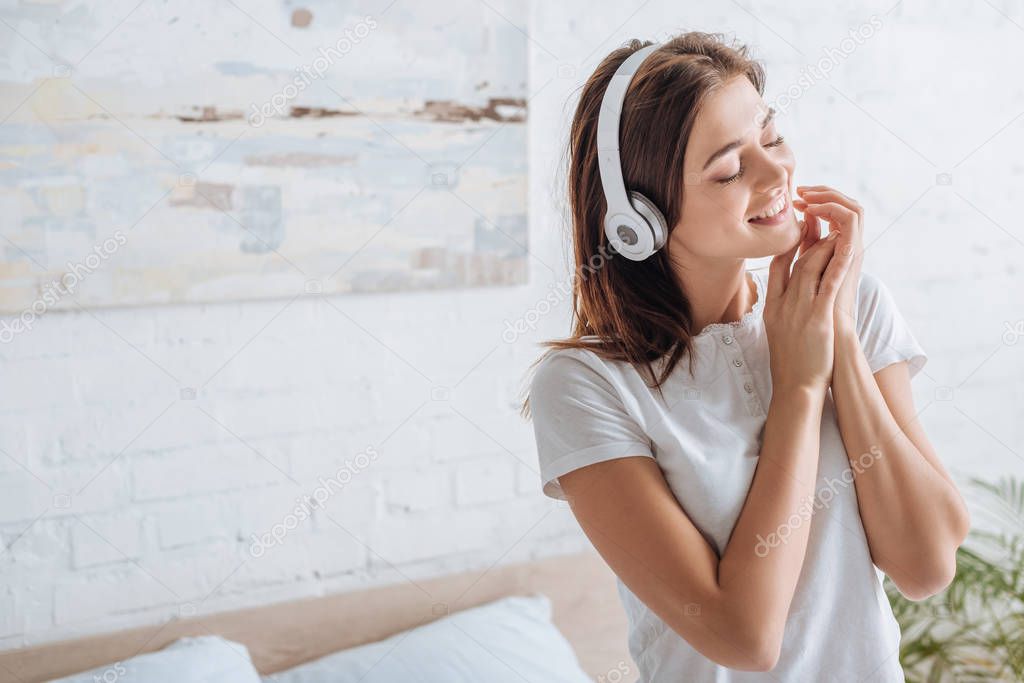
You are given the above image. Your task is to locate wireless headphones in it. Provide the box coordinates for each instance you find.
[596,43,668,261]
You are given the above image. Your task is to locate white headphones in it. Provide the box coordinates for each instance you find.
[596,43,668,261]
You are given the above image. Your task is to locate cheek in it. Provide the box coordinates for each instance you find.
[674,190,751,243]
[779,147,796,176]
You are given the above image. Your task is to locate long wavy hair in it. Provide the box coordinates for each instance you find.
[521,32,766,418]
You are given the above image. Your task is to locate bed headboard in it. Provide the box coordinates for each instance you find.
[0,550,634,682]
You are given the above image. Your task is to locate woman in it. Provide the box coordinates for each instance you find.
[523,33,970,681]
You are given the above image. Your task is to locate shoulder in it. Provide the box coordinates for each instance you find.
[854,269,898,329]
[851,269,929,376]
[530,345,613,395]
[528,343,640,412]
[855,269,887,302]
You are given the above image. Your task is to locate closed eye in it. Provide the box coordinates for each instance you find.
[716,135,786,186]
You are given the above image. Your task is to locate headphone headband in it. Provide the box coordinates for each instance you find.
[595,44,667,261]
[596,44,659,213]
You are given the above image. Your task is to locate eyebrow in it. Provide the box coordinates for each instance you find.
[701,107,776,171]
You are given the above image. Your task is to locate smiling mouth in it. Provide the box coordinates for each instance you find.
[748,194,790,224]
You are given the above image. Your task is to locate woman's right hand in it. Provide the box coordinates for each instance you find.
[764,219,852,392]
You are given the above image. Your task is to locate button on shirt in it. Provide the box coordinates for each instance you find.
[528,269,927,682]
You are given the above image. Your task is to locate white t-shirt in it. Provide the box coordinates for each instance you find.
[529,269,927,682]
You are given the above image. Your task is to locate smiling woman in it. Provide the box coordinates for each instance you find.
[522,31,968,681]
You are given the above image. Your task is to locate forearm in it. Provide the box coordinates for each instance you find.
[717,383,826,653]
[831,324,967,596]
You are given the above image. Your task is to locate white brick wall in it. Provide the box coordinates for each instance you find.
[1,0,1023,654]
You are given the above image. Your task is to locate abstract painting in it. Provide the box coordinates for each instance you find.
[0,0,528,314]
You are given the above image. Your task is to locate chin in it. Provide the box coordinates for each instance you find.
[746,218,802,258]
[779,218,805,249]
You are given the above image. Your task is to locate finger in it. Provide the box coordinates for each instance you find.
[795,227,840,262]
[793,201,848,261]
[767,231,801,302]
[834,230,860,271]
[797,189,850,202]
[815,238,855,305]
[797,184,852,199]
[796,184,850,202]
[796,211,820,257]
[805,208,822,243]
[792,232,840,298]
[794,198,851,258]
[767,217,808,302]
[794,189,862,218]
[797,194,864,262]
[800,201,857,233]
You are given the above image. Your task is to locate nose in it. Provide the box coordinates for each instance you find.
[751,147,789,196]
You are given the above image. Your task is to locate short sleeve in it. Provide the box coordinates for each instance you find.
[528,351,654,500]
[855,271,928,379]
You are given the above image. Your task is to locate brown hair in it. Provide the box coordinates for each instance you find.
[522,32,765,418]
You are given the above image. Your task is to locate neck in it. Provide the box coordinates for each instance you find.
[672,258,756,334]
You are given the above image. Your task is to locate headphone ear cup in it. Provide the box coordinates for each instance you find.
[629,191,668,251]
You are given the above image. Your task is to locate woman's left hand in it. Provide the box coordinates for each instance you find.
[792,185,864,333]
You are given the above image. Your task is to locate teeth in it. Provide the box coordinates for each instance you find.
[752,195,786,220]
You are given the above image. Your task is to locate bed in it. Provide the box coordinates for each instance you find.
[0,550,633,682]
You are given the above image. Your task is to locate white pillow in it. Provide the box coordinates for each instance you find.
[263,594,591,683]
[50,635,262,683]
